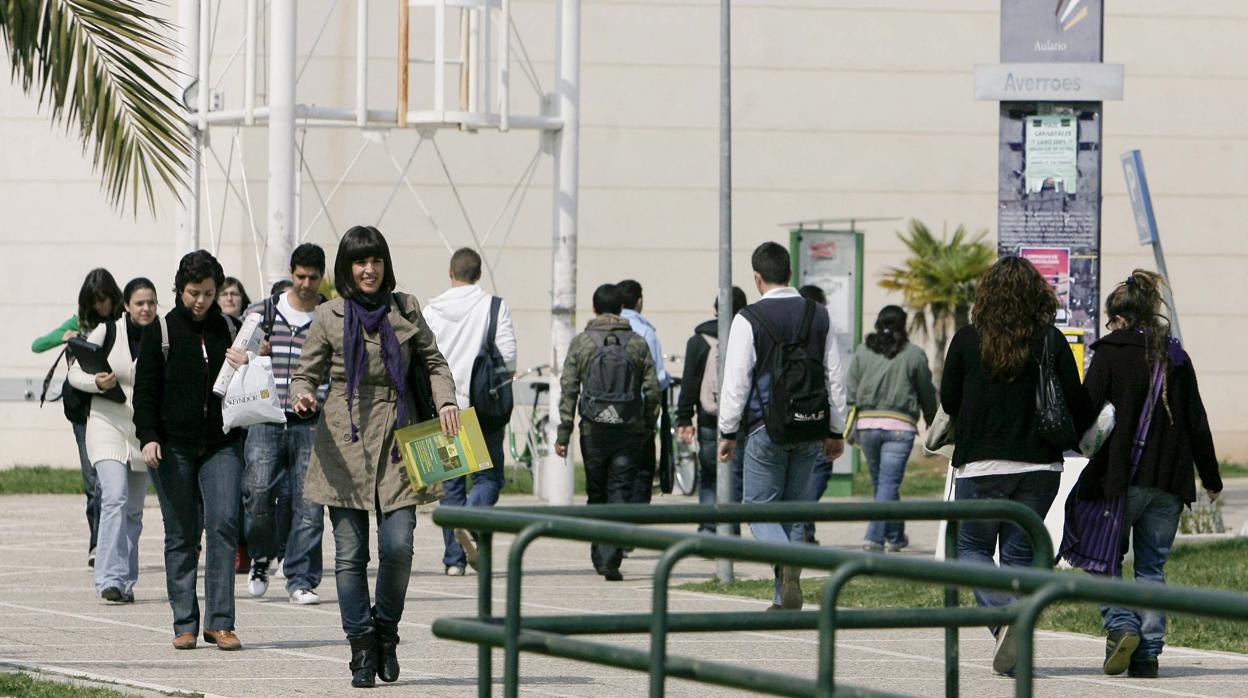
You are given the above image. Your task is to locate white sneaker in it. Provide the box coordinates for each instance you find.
[445,565,466,577]
[248,559,270,598]
[289,588,320,605]
[272,558,284,580]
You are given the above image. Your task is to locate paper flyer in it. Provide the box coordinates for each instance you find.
[394,407,494,490]
[1020,246,1072,325]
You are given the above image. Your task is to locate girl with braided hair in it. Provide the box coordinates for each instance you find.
[1069,269,1222,679]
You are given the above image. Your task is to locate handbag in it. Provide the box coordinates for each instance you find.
[1035,330,1076,449]
[1059,361,1165,574]
[923,405,955,459]
[221,354,287,432]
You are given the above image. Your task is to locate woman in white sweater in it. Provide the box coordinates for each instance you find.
[68,278,160,602]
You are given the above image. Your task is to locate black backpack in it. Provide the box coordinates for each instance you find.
[743,299,830,444]
[470,296,514,430]
[578,329,643,427]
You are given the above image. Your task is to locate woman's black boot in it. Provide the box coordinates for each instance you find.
[348,636,378,688]
[373,614,401,683]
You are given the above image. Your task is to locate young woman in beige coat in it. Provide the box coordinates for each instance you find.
[290,226,458,688]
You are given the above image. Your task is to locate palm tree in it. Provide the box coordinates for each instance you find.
[879,219,995,382]
[0,0,190,213]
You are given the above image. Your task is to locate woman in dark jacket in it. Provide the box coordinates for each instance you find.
[290,226,458,688]
[940,256,1095,675]
[133,251,248,652]
[1064,270,1221,679]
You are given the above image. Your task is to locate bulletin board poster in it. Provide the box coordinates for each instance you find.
[1020,247,1072,325]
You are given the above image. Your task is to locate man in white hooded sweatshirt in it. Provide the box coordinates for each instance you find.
[423,248,518,575]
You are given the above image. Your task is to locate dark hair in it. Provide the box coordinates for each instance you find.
[123,277,158,306]
[270,279,294,296]
[334,226,397,300]
[714,286,749,317]
[617,280,643,311]
[222,277,251,309]
[865,305,909,359]
[77,268,123,332]
[973,256,1057,380]
[290,243,326,274]
[174,250,226,297]
[1106,269,1174,422]
[751,242,791,285]
[798,284,827,305]
[592,283,624,316]
[450,247,482,283]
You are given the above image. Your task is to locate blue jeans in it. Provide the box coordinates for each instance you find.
[73,423,100,553]
[93,459,147,594]
[329,505,416,640]
[441,427,506,568]
[860,430,916,545]
[743,427,821,605]
[1100,486,1183,659]
[243,420,324,592]
[955,470,1061,612]
[799,457,832,543]
[696,426,745,534]
[150,442,243,635]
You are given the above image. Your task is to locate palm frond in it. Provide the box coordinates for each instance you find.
[0,0,190,214]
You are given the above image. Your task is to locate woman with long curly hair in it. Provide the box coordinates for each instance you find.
[940,255,1094,675]
[1061,271,1221,679]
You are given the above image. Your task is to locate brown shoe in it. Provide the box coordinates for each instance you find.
[203,629,242,651]
[172,632,197,650]
[779,565,804,610]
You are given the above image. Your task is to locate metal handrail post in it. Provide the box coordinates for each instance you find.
[816,561,872,697]
[1011,583,1071,698]
[478,531,494,698]
[504,523,552,698]
[649,538,704,696]
[944,519,960,697]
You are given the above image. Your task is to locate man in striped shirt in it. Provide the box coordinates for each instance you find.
[241,243,328,605]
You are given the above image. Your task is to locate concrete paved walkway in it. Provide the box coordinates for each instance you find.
[1,493,1246,697]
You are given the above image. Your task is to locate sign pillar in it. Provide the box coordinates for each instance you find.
[976,0,1123,361]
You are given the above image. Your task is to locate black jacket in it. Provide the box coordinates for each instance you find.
[941,324,1095,468]
[1077,329,1221,504]
[674,319,718,431]
[133,304,242,452]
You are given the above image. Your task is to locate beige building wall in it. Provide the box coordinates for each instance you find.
[1,0,1244,467]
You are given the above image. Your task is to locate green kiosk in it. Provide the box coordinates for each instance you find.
[786,218,885,496]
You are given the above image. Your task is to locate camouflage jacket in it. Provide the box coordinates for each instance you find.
[557,314,661,445]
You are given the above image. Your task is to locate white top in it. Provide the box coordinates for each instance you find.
[717,287,849,437]
[957,460,1064,479]
[66,318,144,469]
[277,292,314,329]
[422,284,518,410]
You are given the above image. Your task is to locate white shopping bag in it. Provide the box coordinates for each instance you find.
[222,354,287,432]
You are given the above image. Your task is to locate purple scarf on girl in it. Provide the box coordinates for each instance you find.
[343,295,408,463]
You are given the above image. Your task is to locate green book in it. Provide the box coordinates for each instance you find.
[395,407,494,490]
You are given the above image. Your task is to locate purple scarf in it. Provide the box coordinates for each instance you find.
[343,296,408,463]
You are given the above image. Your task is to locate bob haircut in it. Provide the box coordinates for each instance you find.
[77,268,124,332]
[123,277,158,306]
[334,225,397,300]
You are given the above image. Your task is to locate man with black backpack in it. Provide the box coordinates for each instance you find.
[555,283,661,581]
[241,243,328,605]
[674,286,748,534]
[424,248,517,576]
[718,242,849,610]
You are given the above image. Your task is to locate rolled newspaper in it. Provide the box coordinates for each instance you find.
[212,312,265,397]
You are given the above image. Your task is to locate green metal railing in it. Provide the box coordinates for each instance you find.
[432,501,1051,697]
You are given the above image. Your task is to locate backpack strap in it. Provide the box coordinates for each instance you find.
[102,318,118,355]
[157,315,170,359]
[483,296,502,350]
[263,295,278,338]
[795,299,817,344]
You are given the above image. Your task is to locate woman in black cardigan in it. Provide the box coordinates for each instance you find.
[1068,271,1221,679]
[940,256,1094,676]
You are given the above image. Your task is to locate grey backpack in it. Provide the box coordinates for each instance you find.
[578,330,642,427]
[698,333,720,416]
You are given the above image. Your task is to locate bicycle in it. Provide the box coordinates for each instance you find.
[505,364,553,474]
[663,355,699,497]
